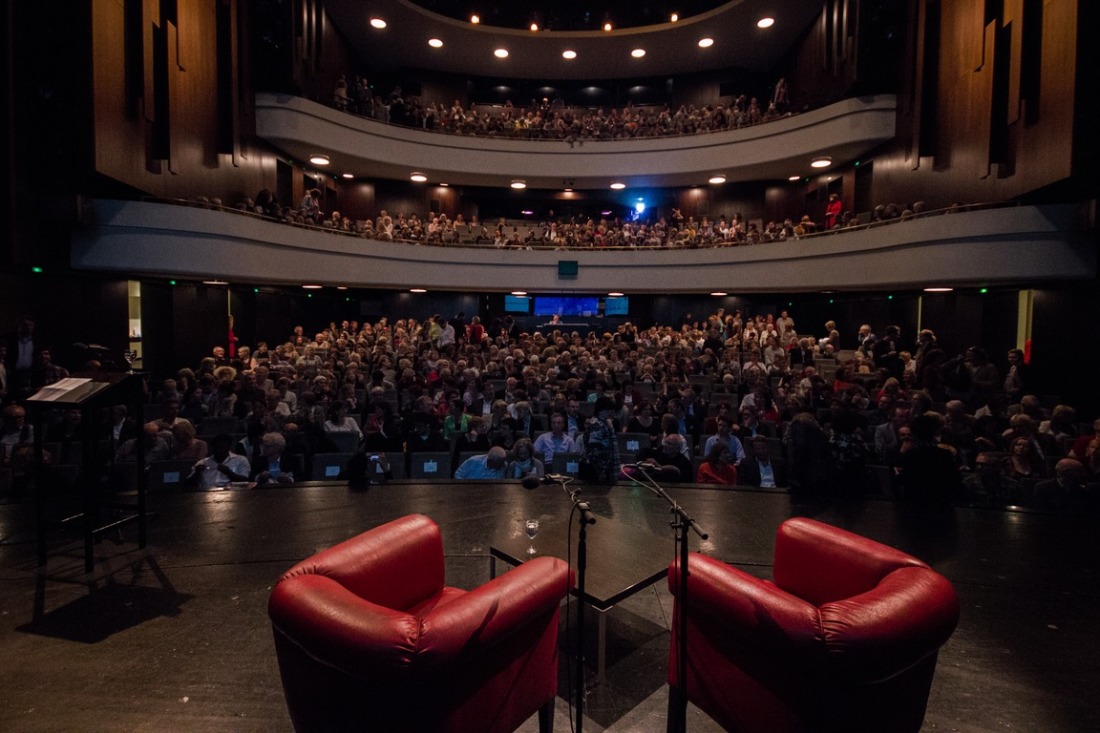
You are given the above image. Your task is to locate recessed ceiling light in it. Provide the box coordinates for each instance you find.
[757,17,775,29]
[336,286,348,290]
[309,154,330,165]
[428,38,443,48]
[410,172,427,182]
[563,188,573,192]
[511,291,527,296]
[494,48,509,58]
[603,23,613,31]
[670,13,679,22]
[788,175,801,181]
[470,14,480,24]
[302,284,322,289]
[438,182,449,187]
[924,287,954,292]
[709,175,726,184]
[203,279,228,286]
[530,23,538,32]
[631,48,646,58]
[510,180,527,189]
[610,182,626,190]
[810,156,833,168]
[562,50,577,59]
[341,173,354,179]
[369,17,386,29]
[698,38,714,48]
[410,288,427,293]
[711,292,728,297]
[608,292,624,297]
[520,209,534,215]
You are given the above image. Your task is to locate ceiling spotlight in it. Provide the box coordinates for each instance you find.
[709,175,727,184]
[562,50,577,59]
[603,22,613,31]
[810,156,833,168]
[610,182,626,190]
[410,288,427,293]
[336,286,348,290]
[711,292,728,297]
[438,182,449,187]
[302,284,323,289]
[309,154,330,165]
[757,17,775,29]
[428,38,443,48]
[510,180,527,189]
[369,17,387,29]
[203,279,228,286]
[511,291,527,296]
[788,175,801,181]
[494,48,509,58]
[631,48,646,58]
[341,173,354,179]
[520,209,534,215]
[698,38,715,48]
[924,287,954,292]
[470,14,480,24]
[670,13,679,22]
[530,23,539,31]
[410,172,427,182]
[608,292,624,297]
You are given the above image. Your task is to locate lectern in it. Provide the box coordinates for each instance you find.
[26,372,147,572]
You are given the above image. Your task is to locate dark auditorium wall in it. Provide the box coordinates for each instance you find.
[84,0,282,206]
[1030,285,1100,416]
[0,272,129,371]
[870,0,1086,209]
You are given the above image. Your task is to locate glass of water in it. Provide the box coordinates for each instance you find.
[524,519,539,555]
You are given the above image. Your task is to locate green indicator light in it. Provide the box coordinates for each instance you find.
[829,299,834,304]
[888,295,894,300]
[980,288,989,294]
[254,288,259,293]
[31,266,44,273]
[307,293,312,298]
[169,280,177,285]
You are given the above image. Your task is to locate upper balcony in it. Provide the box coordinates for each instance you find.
[254,93,898,189]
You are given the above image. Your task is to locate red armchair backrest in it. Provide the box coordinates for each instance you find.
[278,513,445,611]
[773,516,928,606]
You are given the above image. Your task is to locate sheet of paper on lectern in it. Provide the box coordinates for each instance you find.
[28,378,94,402]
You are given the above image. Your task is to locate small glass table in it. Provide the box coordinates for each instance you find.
[490,505,670,683]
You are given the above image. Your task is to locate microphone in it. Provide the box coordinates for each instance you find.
[521,473,570,489]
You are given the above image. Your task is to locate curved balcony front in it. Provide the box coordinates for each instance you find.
[71,199,1095,293]
[254,93,899,189]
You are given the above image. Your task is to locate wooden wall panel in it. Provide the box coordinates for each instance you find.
[91,0,282,205]
[870,0,1078,209]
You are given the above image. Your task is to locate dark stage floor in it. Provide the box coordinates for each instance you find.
[1,479,1098,732]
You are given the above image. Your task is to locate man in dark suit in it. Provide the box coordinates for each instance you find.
[788,338,815,369]
[1033,459,1099,513]
[738,435,789,488]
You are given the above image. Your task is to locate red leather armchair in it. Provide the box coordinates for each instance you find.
[269,514,574,733]
[667,517,959,733]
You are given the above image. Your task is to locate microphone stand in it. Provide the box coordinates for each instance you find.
[542,474,595,733]
[623,465,707,733]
